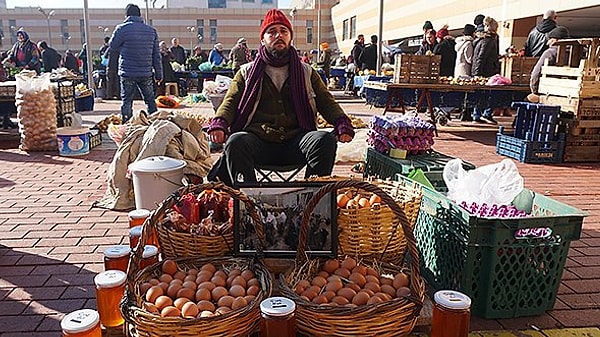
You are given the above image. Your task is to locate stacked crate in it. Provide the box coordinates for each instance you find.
[393,54,440,84]
[500,56,539,86]
[51,80,76,127]
[538,38,600,162]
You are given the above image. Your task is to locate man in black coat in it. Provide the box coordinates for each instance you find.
[524,9,557,57]
[169,37,187,65]
[37,41,61,72]
[358,35,378,71]
[350,34,364,71]
[432,26,456,76]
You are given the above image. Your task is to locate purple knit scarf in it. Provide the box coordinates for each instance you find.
[231,44,314,132]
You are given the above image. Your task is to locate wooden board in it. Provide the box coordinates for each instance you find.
[501,57,539,86]
[563,144,600,162]
[540,95,600,118]
[539,65,600,98]
[393,54,440,84]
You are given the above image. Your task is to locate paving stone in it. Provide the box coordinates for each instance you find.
[0,275,50,288]
[562,280,600,293]
[45,273,95,287]
[0,315,44,333]
[570,256,600,267]
[497,313,561,330]
[567,266,600,279]
[557,293,600,310]
[60,285,96,300]
[5,286,66,301]
[0,300,29,315]
[31,264,83,275]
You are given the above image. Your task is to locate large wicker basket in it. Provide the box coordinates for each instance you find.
[280,180,425,337]
[150,182,246,259]
[121,187,272,337]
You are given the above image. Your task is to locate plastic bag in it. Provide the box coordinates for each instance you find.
[443,158,524,206]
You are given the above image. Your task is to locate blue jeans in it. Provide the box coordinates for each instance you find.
[120,76,157,122]
[472,91,493,120]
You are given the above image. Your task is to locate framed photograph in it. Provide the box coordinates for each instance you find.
[234,182,337,258]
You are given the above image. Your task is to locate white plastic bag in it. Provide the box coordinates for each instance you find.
[443,158,524,206]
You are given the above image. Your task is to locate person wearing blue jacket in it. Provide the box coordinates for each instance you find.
[108,3,162,122]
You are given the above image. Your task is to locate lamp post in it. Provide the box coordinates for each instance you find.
[98,26,110,36]
[186,26,195,52]
[38,7,55,46]
[289,8,297,46]
[65,34,71,50]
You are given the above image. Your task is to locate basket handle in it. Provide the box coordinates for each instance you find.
[296,180,423,294]
[127,181,266,285]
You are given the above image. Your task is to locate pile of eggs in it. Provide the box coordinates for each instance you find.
[139,260,260,318]
[336,191,382,209]
[293,257,411,306]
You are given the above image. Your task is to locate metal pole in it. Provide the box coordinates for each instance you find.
[145,0,150,24]
[317,0,321,59]
[83,0,93,90]
[377,0,383,75]
[47,19,52,45]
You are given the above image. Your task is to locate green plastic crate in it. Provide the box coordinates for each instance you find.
[398,175,586,319]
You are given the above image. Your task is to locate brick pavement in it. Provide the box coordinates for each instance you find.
[0,95,599,336]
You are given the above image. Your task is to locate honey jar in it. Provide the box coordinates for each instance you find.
[94,270,127,328]
[128,209,150,228]
[129,226,142,249]
[431,290,472,337]
[259,297,296,337]
[103,245,131,272]
[61,309,102,337]
[140,245,159,269]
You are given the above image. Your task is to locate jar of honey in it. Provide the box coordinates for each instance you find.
[140,245,159,269]
[259,297,296,337]
[431,290,472,337]
[61,309,102,337]
[128,209,150,228]
[103,245,131,272]
[129,226,142,249]
[94,270,127,328]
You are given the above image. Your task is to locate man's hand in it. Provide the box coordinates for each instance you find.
[338,133,353,143]
[209,129,226,144]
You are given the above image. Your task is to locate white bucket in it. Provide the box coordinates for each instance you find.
[128,156,187,210]
[57,127,90,156]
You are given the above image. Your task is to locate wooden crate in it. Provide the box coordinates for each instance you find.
[500,56,539,86]
[560,117,600,162]
[540,95,600,118]
[393,54,440,84]
[538,38,600,98]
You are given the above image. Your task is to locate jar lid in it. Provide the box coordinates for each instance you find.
[260,297,296,316]
[61,309,100,333]
[103,245,131,258]
[129,209,151,220]
[94,270,127,288]
[142,245,158,258]
[128,156,187,173]
[129,225,143,237]
[434,290,472,310]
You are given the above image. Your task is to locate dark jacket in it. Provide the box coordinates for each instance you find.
[161,50,177,82]
[170,45,186,65]
[415,41,437,56]
[524,19,556,57]
[358,43,378,71]
[530,46,557,94]
[109,15,162,80]
[472,33,500,77]
[433,36,456,76]
[350,40,364,68]
[41,47,62,72]
[8,33,41,73]
[63,52,80,73]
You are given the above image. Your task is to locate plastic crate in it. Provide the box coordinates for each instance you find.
[397,175,586,319]
[89,129,102,149]
[512,102,561,141]
[75,95,94,112]
[497,126,565,163]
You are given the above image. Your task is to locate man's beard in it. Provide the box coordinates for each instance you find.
[266,43,290,58]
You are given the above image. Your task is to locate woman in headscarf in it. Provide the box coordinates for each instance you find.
[157,40,177,96]
[5,29,41,74]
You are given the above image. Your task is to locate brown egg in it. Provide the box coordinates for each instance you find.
[297,279,311,289]
[170,278,183,286]
[201,263,217,274]
[184,275,197,283]
[241,270,255,281]
[366,267,379,277]
[215,307,231,315]
[195,287,212,302]
[229,284,246,297]
[217,295,234,308]
[375,292,393,301]
[197,300,216,312]
[143,302,159,314]
[317,271,329,278]
[139,282,153,295]
[176,287,196,301]
[325,280,343,293]
[145,285,163,303]
[294,284,305,295]
[348,273,367,287]
[160,306,181,317]
[352,291,370,306]
[393,273,410,289]
[334,268,351,278]
[352,265,368,276]
[247,285,260,296]
[247,278,260,287]
[311,276,327,288]
[307,285,322,294]
[148,278,160,286]
[322,290,337,300]
[211,276,226,287]
[196,270,214,284]
[158,282,169,293]
[364,282,381,294]
[159,274,173,284]
[327,275,342,283]
[345,283,361,293]
[336,287,357,301]
[199,310,215,318]
[231,276,247,288]
[367,296,383,305]
[380,277,393,286]
[231,296,248,310]
[167,283,183,298]
[381,284,397,298]
[198,281,216,291]
[214,270,228,280]
[361,288,375,296]
[365,275,380,285]
[173,271,187,281]
[369,194,381,205]
[181,301,199,318]
[154,295,173,310]
[301,289,318,301]
[182,281,197,290]
[322,259,340,273]
[161,260,178,276]
[173,297,191,310]
[331,296,350,305]
[346,199,358,209]
[211,286,229,302]
[299,295,310,302]
[187,268,199,276]
[396,287,411,298]
[244,295,256,303]
[358,197,370,208]
[312,295,329,304]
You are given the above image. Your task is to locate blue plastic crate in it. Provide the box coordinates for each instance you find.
[512,102,561,141]
[496,126,565,163]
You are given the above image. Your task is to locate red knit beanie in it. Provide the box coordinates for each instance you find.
[260,9,293,38]
[436,25,449,39]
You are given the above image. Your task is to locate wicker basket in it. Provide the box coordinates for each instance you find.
[150,182,254,259]
[280,180,425,337]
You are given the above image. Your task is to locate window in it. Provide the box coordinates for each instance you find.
[242,0,254,2]
[343,19,349,41]
[208,0,226,8]
[61,19,70,47]
[262,0,273,3]
[306,20,313,44]
[350,16,356,39]
[197,19,204,44]
[210,19,217,43]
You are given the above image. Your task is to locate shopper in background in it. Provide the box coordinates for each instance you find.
[432,25,456,76]
[524,9,558,57]
[62,50,80,73]
[454,24,476,77]
[209,43,228,67]
[4,29,41,74]
[229,37,253,74]
[350,34,364,72]
[416,29,437,56]
[108,3,162,122]
[186,45,208,70]
[528,26,570,103]
[169,37,186,65]
[37,41,62,72]
[157,40,177,96]
[474,14,485,33]
[471,16,500,124]
[358,35,378,72]
[317,42,332,79]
